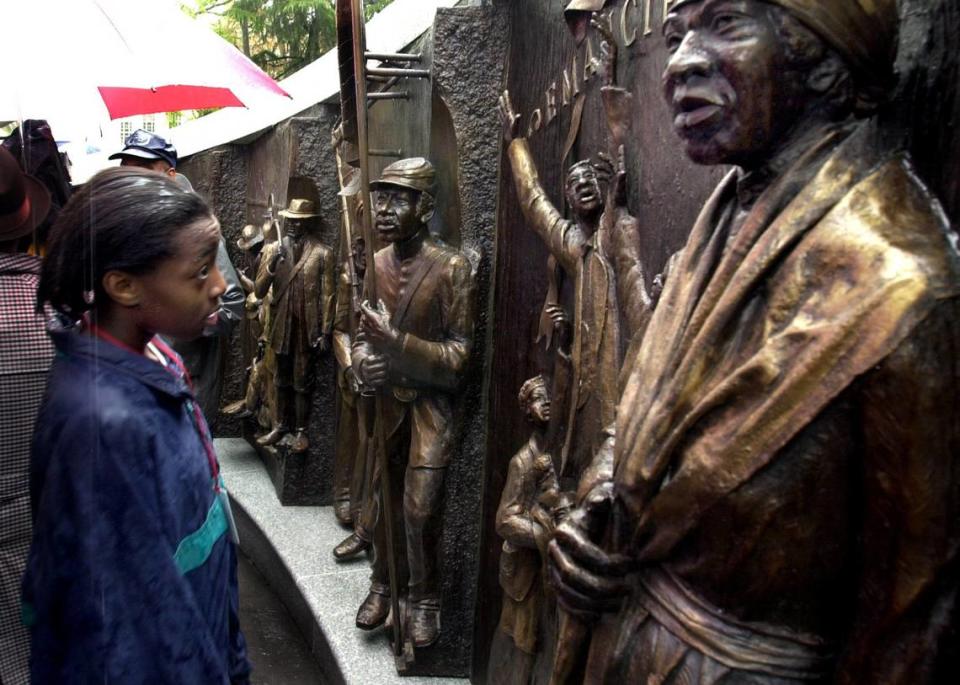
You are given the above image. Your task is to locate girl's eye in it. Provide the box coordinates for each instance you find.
[665,32,683,53]
[197,264,210,279]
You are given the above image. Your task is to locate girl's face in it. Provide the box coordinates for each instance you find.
[131,215,225,341]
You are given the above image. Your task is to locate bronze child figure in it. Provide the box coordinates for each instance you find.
[489,374,570,685]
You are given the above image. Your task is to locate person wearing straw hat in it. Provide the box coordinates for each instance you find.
[0,146,53,683]
[547,1,960,682]
[255,198,335,453]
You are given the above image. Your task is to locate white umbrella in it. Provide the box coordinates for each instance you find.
[1,0,289,124]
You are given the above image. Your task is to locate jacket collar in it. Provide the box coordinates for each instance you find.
[49,322,192,400]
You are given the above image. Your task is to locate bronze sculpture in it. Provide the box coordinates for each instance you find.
[332,233,369,525]
[234,215,280,433]
[497,93,622,482]
[352,157,475,649]
[255,198,336,453]
[548,1,960,682]
[488,313,576,685]
[488,375,565,685]
[223,223,267,420]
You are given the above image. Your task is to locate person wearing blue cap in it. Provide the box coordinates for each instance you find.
[108,128,179,179]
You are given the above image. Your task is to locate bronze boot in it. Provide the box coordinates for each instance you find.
[333,532,370,560]
[408,602,440,648]
[289,428,309,453]
[333,499,353,526]
[356,586,390,630]
[257,423,288,447]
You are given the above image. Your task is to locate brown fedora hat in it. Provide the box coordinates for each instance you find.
[0,147,51,242]
[279,198,318,219]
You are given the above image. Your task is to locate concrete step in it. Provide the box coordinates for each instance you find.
[216,438,469,685]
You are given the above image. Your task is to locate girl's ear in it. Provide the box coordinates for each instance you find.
[102,270,141,308]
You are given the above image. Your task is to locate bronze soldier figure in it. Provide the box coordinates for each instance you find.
[352,158,475,649]
[255,198,335,453]
[549,1,960,683]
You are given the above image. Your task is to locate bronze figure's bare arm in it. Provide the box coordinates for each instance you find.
[319,245,336,337]
[332,268,354,372]
[498,90,586,274]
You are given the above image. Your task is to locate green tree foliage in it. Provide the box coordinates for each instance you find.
[184,0,396,80]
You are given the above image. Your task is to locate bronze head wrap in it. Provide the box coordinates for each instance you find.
[669,0,899,91]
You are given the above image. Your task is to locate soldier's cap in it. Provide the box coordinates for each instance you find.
[279,198,318,219]
[108,129,178,168]
[370,157,436,195]
[237,223,264,250]
[668,0,898,91]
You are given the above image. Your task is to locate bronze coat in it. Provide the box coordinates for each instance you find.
[354,235,475,469]
[258,237,335,356]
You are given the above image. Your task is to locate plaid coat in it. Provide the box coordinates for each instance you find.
[0,253,54,684]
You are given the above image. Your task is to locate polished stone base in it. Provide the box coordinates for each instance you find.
[216,438,468,684]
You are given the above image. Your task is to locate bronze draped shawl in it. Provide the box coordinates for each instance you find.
[612,124,960,560]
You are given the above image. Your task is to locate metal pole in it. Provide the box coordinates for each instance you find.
[349,0,404,657]
[365,51,422,62]
[367,66,431,79]
[368,91,410,101]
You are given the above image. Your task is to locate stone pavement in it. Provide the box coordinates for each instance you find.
[238,551,325,684]
[216,437,468,685]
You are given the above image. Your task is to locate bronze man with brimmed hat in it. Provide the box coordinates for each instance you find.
[347,157,475,649]
[254,197,335,453]
[547,0,960,682]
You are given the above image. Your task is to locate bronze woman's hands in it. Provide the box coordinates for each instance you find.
[547,483,635,622]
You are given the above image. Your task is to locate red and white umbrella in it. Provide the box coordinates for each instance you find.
[2,0,290,122]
